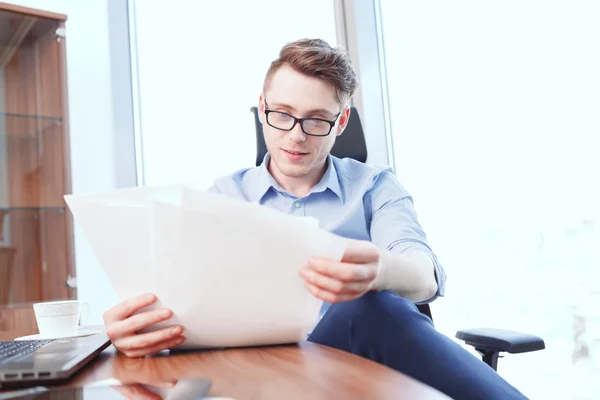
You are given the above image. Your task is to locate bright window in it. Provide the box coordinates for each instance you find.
[132,0,338,188]
[379,1,600,398]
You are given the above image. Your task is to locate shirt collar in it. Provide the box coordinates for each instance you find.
[311,155,343,201]
[255,154,282,201]
[255,154,343,203]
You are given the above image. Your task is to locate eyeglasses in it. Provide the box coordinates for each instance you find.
[264,100,341,137]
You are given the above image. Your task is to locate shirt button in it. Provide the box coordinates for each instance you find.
[295,203,301,208]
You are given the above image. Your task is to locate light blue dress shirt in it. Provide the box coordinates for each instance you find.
[209,154,446,303]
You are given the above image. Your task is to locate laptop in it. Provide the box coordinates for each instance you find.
[0,333,111,389]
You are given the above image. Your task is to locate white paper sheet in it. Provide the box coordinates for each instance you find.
[64,201,156,297]
[65,185,349,349]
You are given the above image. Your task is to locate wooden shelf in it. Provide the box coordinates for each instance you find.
[0,207,66,211]
[0,112,62,121]
[0,112,62,138]
[0,4,75,306]
[0,2,67,21]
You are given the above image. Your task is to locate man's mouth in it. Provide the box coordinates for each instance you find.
[283,149,309,156]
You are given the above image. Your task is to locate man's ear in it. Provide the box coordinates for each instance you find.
[335,105,352,136]
[257,94,266,124]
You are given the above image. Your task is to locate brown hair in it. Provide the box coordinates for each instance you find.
[263,38,358,105]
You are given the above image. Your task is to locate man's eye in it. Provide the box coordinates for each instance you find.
[305,119,327,127]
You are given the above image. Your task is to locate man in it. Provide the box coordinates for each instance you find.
[103,39,528,399]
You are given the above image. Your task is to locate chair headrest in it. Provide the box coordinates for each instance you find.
[250,106,368,167]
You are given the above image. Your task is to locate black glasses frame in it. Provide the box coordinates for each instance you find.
[264,101,341,137]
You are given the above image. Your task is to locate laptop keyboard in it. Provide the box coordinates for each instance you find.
[0,340,54,365]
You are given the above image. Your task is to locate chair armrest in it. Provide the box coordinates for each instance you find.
[455,328,545,354]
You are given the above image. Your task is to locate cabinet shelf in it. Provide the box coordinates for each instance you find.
[0,4,74,308]
[0,207,66,212]
[0,112,62,122]
[0,112,62,138]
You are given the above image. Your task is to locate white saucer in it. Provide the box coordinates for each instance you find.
[14,327,104,341]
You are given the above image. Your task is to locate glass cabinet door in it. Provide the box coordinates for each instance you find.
[0,7,74,307]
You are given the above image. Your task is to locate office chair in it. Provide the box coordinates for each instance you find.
[250,106,545,371]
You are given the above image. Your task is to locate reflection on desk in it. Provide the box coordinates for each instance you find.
[0,331,450,400]
[0,378,212,399]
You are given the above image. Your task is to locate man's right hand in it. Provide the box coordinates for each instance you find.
[103,293,185,358]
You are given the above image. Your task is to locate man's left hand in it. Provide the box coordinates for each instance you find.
[299,239,380,303]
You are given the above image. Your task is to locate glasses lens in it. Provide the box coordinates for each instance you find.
[302,119,331,136]
[267,112,295,130]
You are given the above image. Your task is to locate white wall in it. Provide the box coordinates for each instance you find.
[9,0,129,323]
[132,0,338,187]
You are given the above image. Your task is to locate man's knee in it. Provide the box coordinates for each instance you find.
[323,291,431,335]
[310,291,434,357]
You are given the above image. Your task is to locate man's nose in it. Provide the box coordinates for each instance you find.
[288,122,306,142]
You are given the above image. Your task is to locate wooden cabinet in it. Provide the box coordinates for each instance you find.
[0,2,76,310]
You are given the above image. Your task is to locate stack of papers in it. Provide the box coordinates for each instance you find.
[65,185,349,349]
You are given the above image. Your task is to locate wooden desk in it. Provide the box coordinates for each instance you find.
[1,328,450,399]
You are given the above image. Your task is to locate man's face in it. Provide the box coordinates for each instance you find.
[258,64,350,180]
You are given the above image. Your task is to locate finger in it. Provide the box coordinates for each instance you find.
[299,268,369,295]
[106,307,173,339]
[114,325,184,352]
[149,381,176,389]
[104,293,157,324]
[111,384,162,400]
[342,240,380,264]
[303,281,360,303]
[125,335,186,358]
[308,258,377,282]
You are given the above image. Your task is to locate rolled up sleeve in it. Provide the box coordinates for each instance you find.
[367,171,446,302]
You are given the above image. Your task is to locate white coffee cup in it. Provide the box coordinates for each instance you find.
[33,300,90,338]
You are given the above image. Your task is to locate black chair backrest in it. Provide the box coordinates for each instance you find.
[250,106,368,166]
[249,105,434,323]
